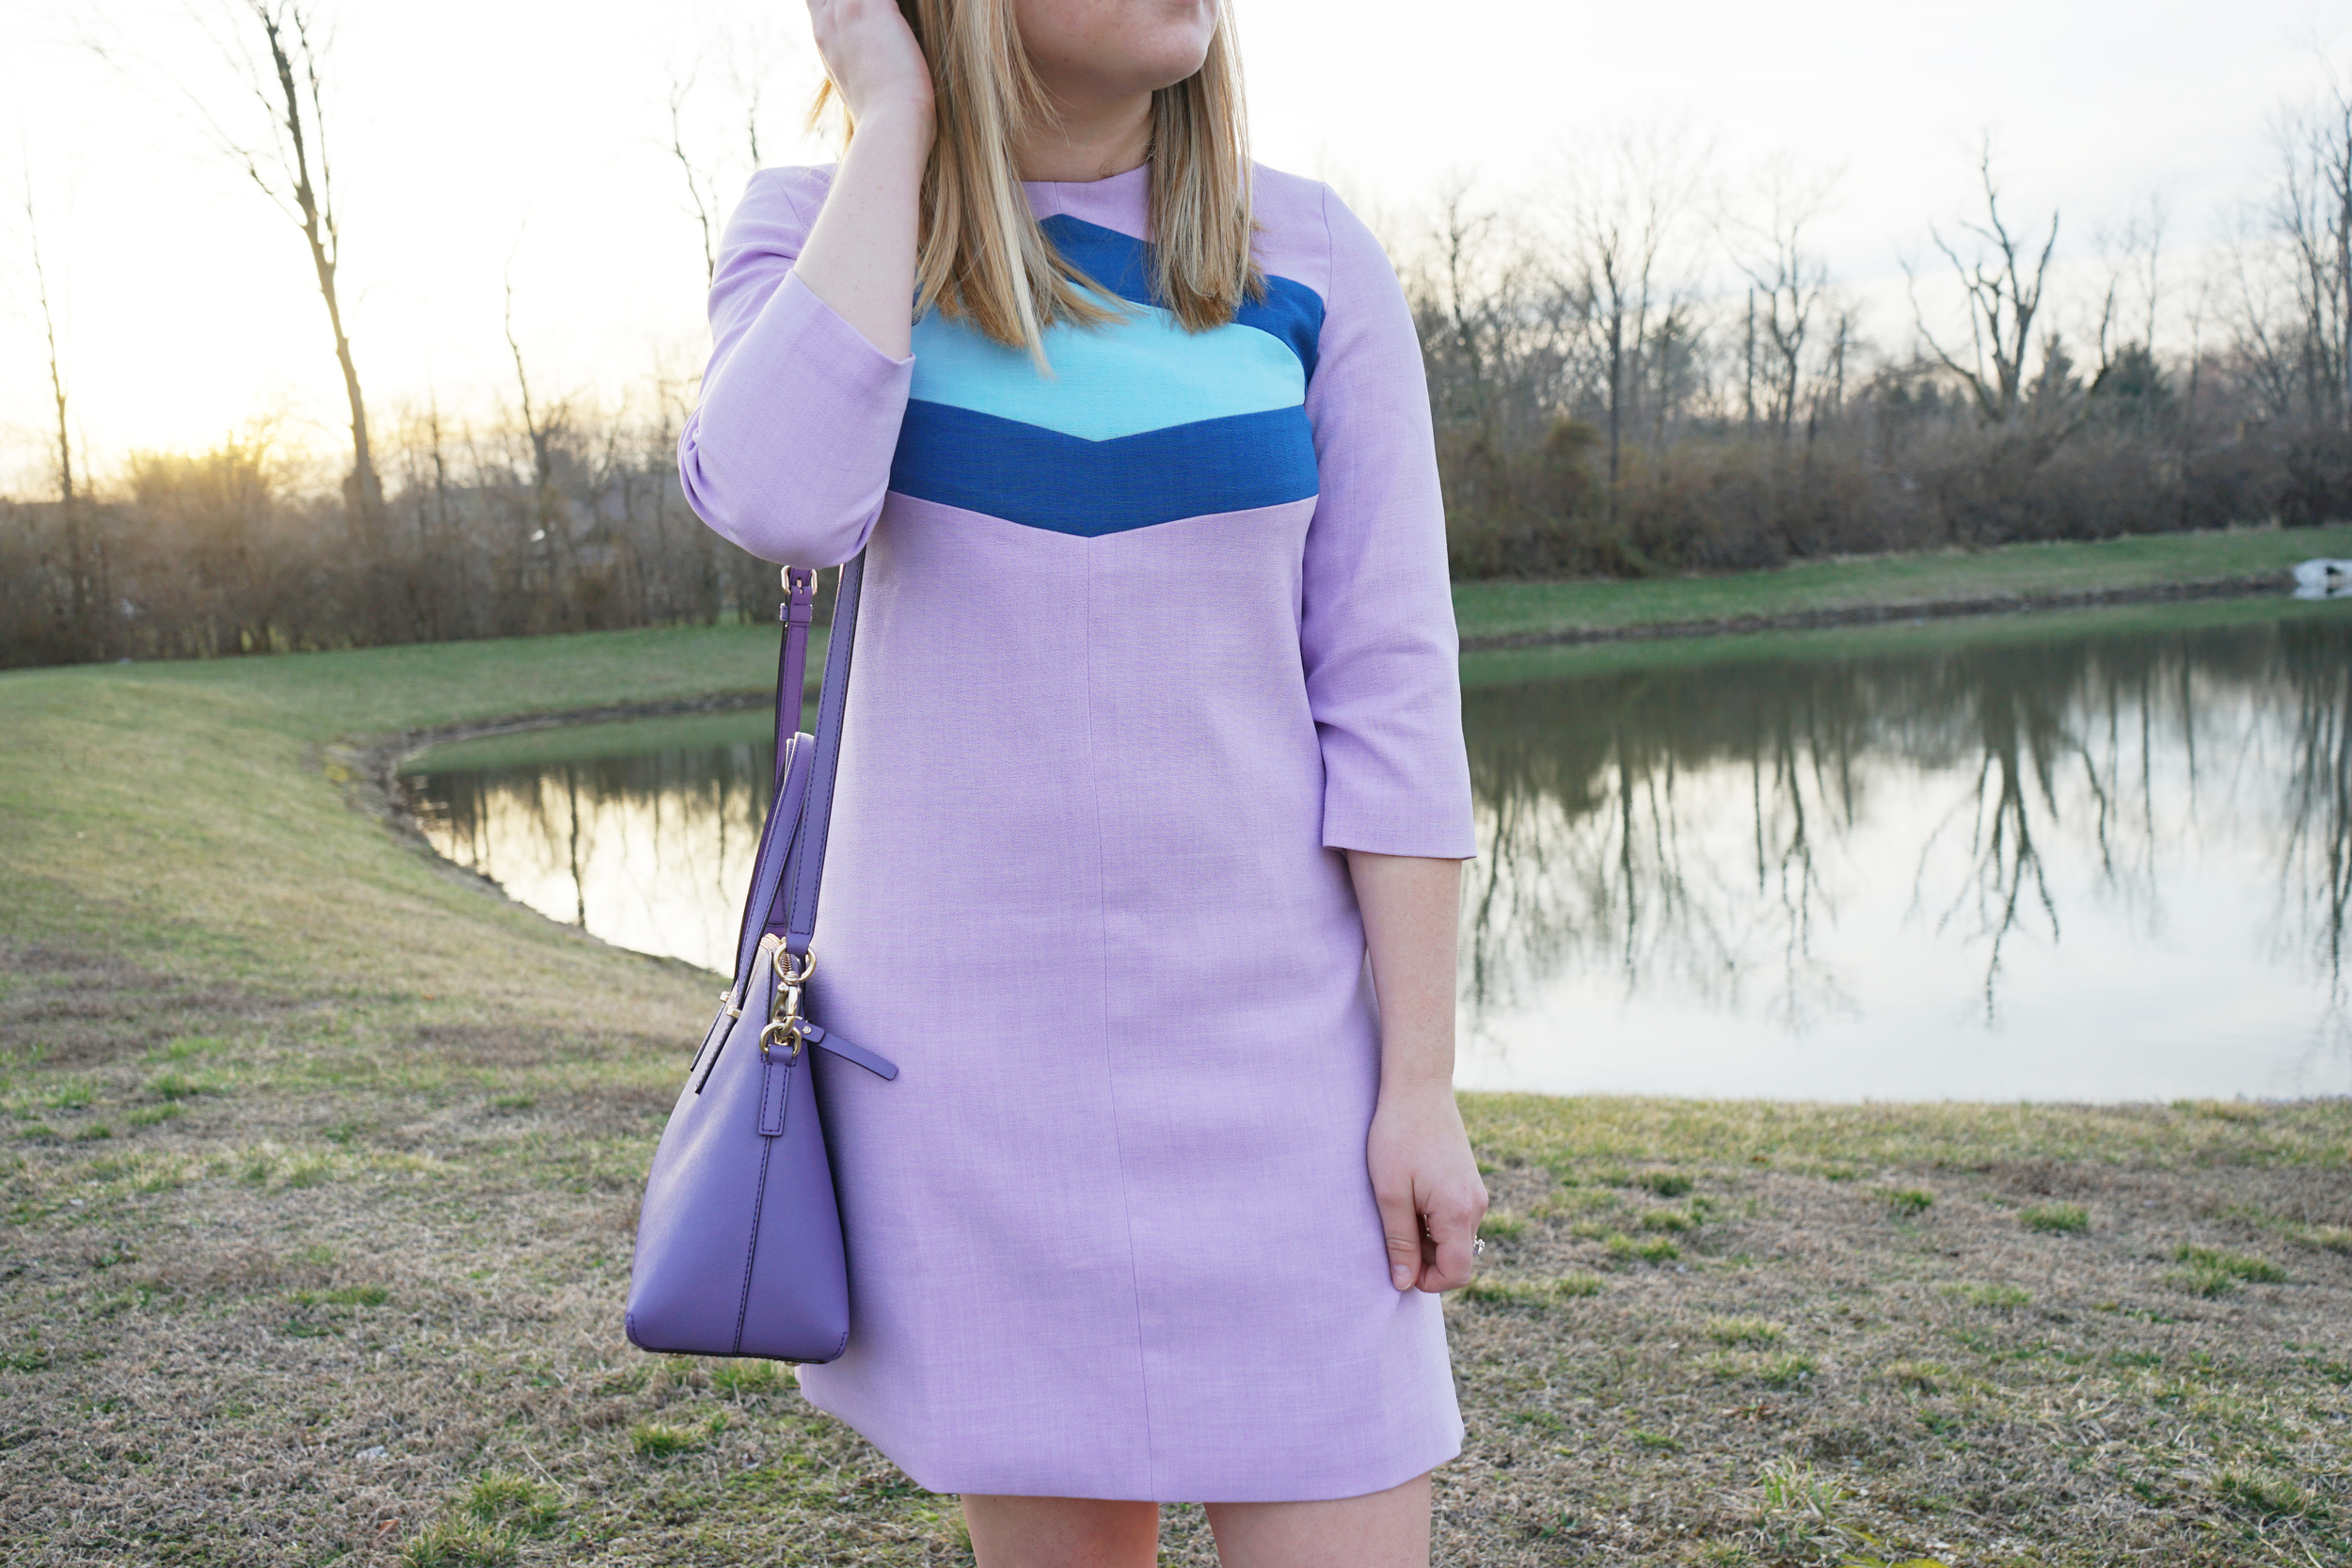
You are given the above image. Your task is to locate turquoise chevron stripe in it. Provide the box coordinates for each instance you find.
[908,305,1305,442]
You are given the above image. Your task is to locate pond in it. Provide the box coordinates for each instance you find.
[404,598,2352,1102]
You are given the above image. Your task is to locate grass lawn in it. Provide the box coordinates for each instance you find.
[4,604,2349,1565]
[1451,522,2352,645]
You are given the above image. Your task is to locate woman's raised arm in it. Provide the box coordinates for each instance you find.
[675,0,934,566]
[790,0,933,358]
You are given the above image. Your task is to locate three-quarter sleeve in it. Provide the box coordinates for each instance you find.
[678,166,914,567]
[1296,186,1478,860]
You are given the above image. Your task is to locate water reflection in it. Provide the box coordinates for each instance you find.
[405,608,2352,1101]
[1457,613,2352,1098]
[409,726,777,971]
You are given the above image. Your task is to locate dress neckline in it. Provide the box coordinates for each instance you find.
[1022,161,1150,236]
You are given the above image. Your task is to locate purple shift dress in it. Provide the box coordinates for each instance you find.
[678,160,1478,1503]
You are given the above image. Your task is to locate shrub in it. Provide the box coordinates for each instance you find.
[283,1156,333,1189]
[2292,1225,2352,1255]
[1708,1351,1816,1388]
[2172,1264,2241,1298]
[1883,1359,1947,1393]
[1458,1274,1602,1307]
[709,1359,779,1396]
[2174,1245,2285,1284]
[1753,1457,1845,1557]
[628,1421,700,1458]
[1605,1233,1679,1265]
[1703,1316,1785,1347]
[465,1471,561,1534]
[1943,1282,2029,1310]
[398,1520,518,1568]
[2213,1465,2312,1519]
[2170,1099,2261,1123]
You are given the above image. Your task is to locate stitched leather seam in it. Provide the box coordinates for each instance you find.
[735,1132,774,1355]
[760,1053,792,1139]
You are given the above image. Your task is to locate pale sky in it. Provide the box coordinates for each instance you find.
[1,0,2344,492]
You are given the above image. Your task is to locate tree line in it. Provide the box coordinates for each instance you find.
[1410,104,2352,578]
[4,5,2349,667]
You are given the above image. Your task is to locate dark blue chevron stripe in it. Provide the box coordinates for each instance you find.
[1041,214,1326,383]
[889,400,1320,536]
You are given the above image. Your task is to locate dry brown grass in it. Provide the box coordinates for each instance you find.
[6,635,2350,1566]
[8,966,2346,1566]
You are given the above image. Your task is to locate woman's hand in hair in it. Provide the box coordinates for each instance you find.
[805,0,935,134]
[793,0,931,358]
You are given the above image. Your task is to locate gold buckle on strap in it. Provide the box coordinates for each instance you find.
[755,934,816,1059]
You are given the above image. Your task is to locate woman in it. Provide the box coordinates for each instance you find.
[677,0,1486,1561]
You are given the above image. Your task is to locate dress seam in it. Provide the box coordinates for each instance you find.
[1083,542,1160,1498]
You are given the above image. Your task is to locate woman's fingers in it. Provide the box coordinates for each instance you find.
[1417,1194,1482,1292]
[803,0,933,125]
[1374,1181,1424,1292]
[1366,1086,1490,1294]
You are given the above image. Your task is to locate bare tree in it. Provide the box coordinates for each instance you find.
[90,1,383,531]
[2338,96,2352,429]
[1727,162,1839,442]
[2270,79,2352,428]
[666,24,793,287]
[2322,65,2352,427]
[503,263,572,598]
[20,167,90,646]
[1554,126,1707,525]
[667,71,725,289]
[2092,190,2173,374]
[1905,143,2062,426]
[1427,182,1505,443]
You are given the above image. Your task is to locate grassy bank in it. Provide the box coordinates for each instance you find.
[5,613,2350,1566]
[1451,522,2352,646]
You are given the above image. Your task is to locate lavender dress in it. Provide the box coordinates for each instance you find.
[678,161,1476,1503]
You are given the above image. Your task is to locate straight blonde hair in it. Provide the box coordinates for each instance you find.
[817,0,1262,357]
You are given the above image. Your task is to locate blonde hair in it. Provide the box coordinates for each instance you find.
[816,0,1261,356]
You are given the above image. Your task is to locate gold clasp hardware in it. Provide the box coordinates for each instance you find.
[758,942,817,1059]
[718,985,742,1021]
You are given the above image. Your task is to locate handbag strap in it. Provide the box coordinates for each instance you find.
[722,556,861,1005]
[783,549,866,957]
[773,567,817,790]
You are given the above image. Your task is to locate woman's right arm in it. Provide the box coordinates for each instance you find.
[677,0,934,567]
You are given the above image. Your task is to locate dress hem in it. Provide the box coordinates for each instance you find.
[796,1376,1466,1505]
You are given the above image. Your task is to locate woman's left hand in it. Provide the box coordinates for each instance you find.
[1367,1080,1489,1292]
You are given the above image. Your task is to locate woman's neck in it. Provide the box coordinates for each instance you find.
[1015,87,1152,183]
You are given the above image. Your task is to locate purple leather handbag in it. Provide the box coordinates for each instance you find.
[625,556,897,1364]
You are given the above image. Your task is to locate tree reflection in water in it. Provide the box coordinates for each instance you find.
[400,610,2352,1096]
[2276,623,2352,1058]
[1460,610,2352,1085]
[408,739,777,972]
